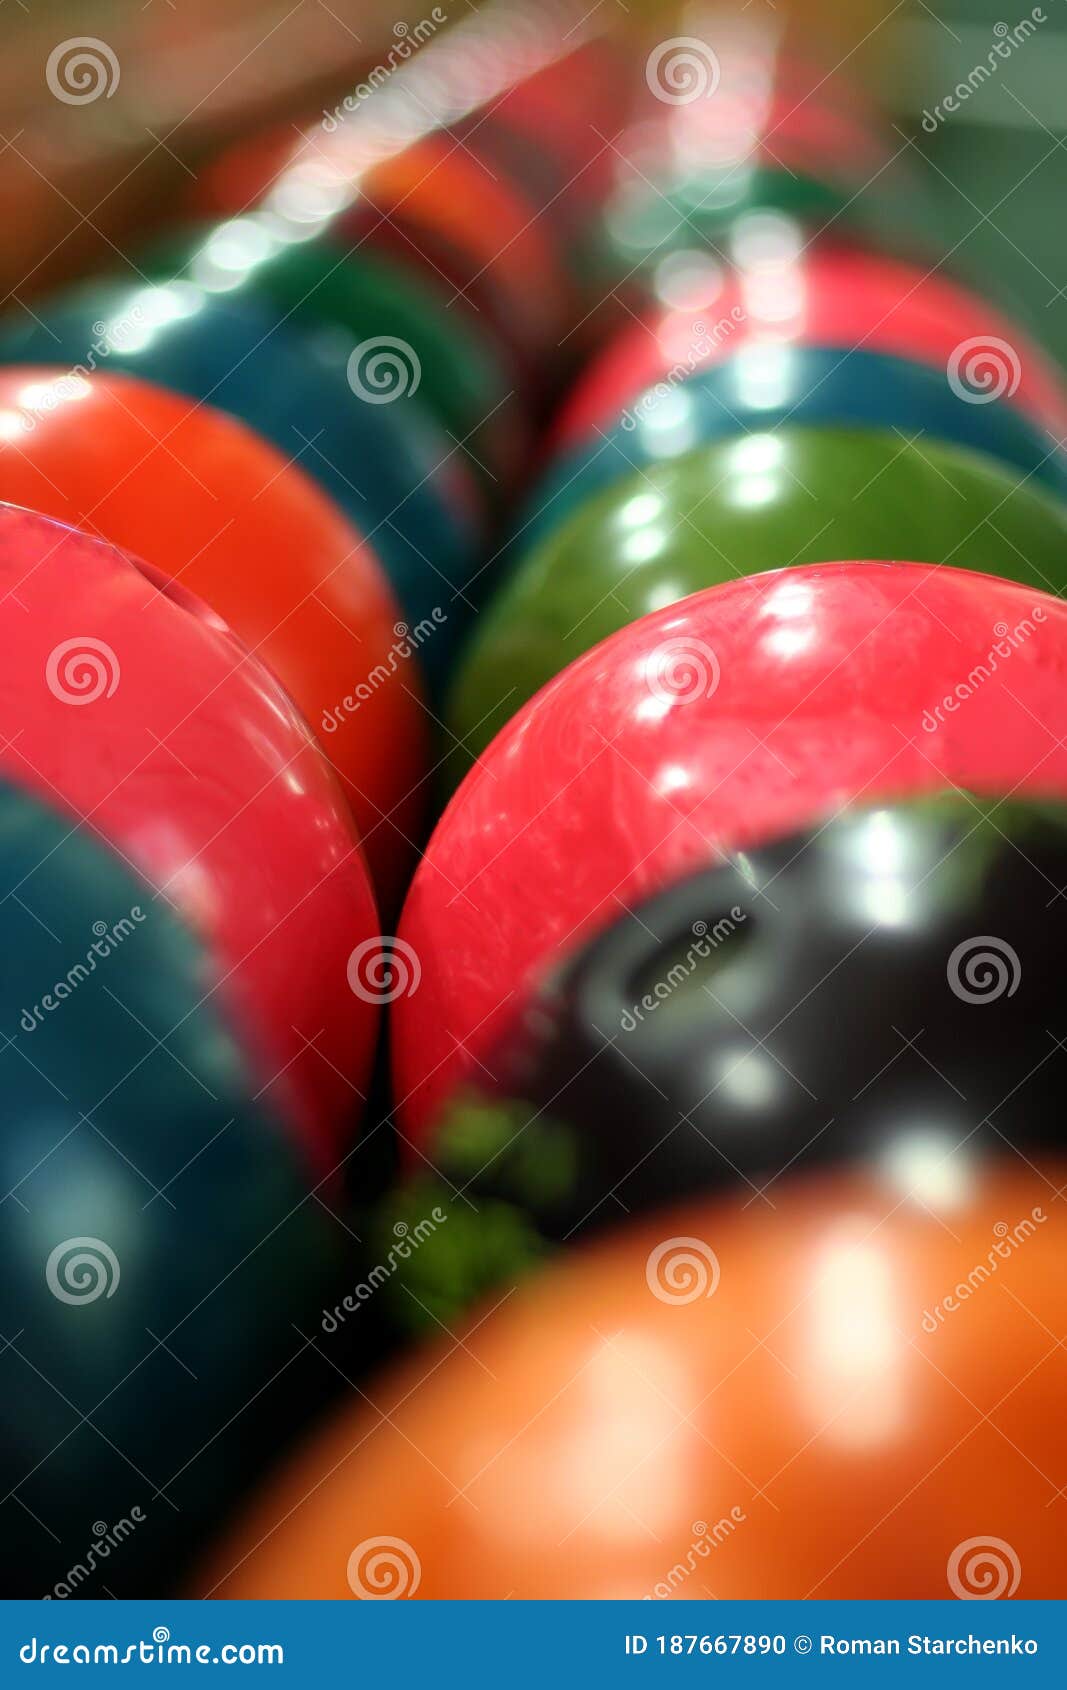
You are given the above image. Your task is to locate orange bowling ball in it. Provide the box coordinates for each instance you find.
[203,1159,1067,1598]
[0,368,427,909]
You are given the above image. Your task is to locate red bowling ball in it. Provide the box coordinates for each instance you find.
[551,242,1067,453]
[0,504,380,1173]
[394,562,1067,1140]
[0,367,427,912]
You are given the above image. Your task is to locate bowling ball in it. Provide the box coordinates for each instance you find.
[0,503,379,1171]
[335,137,574,375]
[221,130,572,380]
[0,282,485,689]
[0,367,427,911]
[597,163,930,293]
[398,562,1067,1138]
[447,38,627,268]
[137,226,526,490]
[449,427,1067,771]
[552,241,1067,454]
[0,775,340,1596]
[204,1158,1067,1597]
[523,345,1067,555]
[651,79,893,192]
[412,798,1067,1255]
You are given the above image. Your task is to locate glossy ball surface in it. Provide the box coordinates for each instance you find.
[204,1159,1067,1597]
[0,504,379,1170]
[450,428,1067,771]
[402,563,1067,1136]
[519,344,1067,560]
[552,243,1067,453]
[421,798,1067,1236]
[0,775,339,1596]
[0,367,426,909]
[0,282,484,689]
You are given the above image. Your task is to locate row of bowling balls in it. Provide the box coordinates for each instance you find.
[3,236,1065,931]
[156,31,1066,1601]
[0,24,968,744]
[3,29,1064,1600]
[445,236,1067,773]
[206,794,1067,1597]
[0,25,641,1599]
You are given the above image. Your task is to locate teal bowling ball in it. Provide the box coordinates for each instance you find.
[0,778,341,1596]
[0,282,484,693]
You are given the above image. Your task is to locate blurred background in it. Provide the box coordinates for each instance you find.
[3,0,1066,358]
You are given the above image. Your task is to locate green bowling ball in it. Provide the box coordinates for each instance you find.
[138,223,525,490]
[447,426,1067,774]
[598,163,939,288]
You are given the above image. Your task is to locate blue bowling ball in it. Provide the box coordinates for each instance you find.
[0,281,484,693]
[0,775,340,1596]
[519,343,1067,557]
